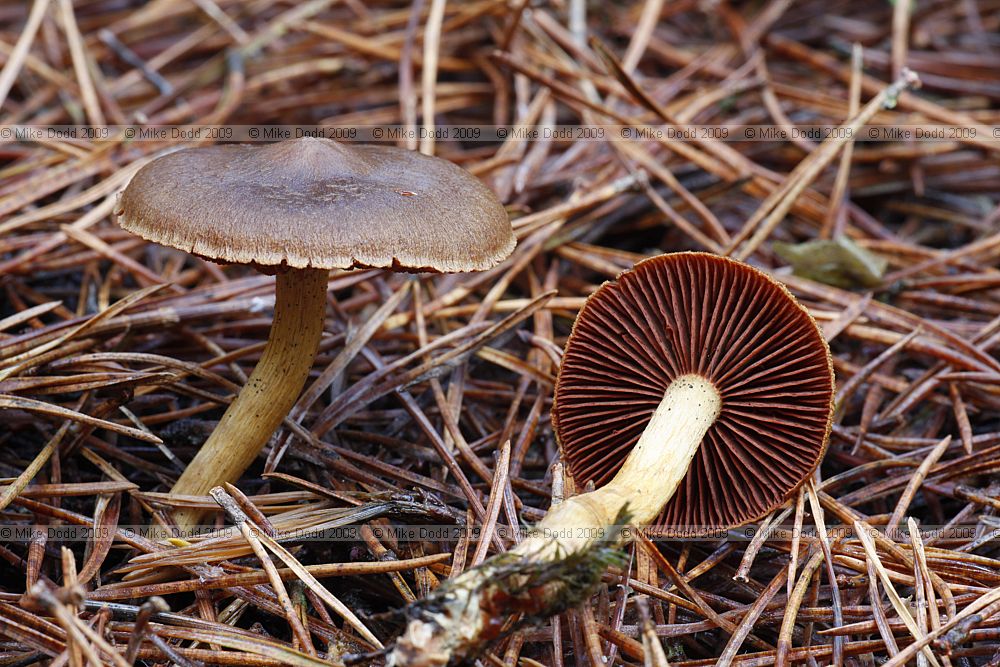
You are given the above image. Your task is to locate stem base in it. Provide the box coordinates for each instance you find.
[388,374,722,665]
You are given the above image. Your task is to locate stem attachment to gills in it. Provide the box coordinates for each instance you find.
[388,375,721,666]
[171,268,328,530]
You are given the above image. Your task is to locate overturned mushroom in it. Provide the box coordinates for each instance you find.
[116,137,514,529]
[389,252,834,665]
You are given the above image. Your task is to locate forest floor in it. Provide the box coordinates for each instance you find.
[1,0,999,665]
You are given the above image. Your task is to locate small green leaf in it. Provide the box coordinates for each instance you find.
[774,236,887,288]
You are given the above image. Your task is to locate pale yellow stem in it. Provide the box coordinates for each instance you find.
[171,268,328,530]
[513,373,721,559]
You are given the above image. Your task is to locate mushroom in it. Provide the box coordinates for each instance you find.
[115,137,514,529]
[389,252,834,666]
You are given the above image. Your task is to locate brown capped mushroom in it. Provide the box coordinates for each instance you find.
[116,137,514,529]
[388,252,834,666]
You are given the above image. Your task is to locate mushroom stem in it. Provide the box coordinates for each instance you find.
[171,267,328,530]
[389,374,721,666]
[515,374,721,558]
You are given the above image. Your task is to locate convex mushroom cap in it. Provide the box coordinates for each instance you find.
[115,137,515,273]
[553,252,835,532]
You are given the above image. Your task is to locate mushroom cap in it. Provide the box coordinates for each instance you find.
[115,138,515,272]
[552,252,834,533]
